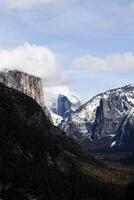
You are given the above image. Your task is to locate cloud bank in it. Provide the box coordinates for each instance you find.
[0,43,70,86]
[45,86,71,105]
[73,52,134,72]
[3,0,62,9]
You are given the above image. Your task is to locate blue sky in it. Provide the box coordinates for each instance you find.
[0,0,134,102]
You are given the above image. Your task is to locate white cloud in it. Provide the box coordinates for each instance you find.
[44,85,81,107]
[45,85,71,105]
[73,52,134,72]
[3,0,62,9]
[0,43,70,86]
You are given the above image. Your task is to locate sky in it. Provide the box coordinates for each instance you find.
[0,0,134,104]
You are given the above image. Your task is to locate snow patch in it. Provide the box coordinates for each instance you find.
[50,111,63,126]
[111,141,116,147]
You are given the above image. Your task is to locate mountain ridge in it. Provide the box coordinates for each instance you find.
[60,84,134,153]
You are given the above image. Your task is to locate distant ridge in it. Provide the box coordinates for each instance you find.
[60,84,134,153]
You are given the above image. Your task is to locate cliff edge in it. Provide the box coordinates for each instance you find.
[0,69,44,106]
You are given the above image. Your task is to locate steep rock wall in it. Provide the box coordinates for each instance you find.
[0,70,44,106]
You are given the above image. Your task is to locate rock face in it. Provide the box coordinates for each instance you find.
[57,95,72,118]
[57,94,82,118]
[50,94,82,126]
[60,84,134,151]
[0,70,44,106]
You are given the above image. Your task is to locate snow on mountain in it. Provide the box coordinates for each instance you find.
[66,94,82,111]
[50,111,63,126]
[49,93,82,126]
[60,84,134,151]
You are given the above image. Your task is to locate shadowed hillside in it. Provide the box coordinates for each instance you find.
[0,83,133,200]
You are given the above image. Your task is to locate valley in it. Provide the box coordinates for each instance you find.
[0,70,133,199]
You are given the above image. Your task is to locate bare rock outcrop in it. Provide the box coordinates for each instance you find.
[0,70,44,106]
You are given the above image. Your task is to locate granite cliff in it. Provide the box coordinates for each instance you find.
[0,70,44,106]
[50,94,82,126]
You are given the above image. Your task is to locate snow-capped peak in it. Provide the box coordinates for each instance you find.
[60,84,134,151]
[49,93,82,126]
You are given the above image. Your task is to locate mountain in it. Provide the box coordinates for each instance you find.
[0,82,132,200]
[60,84,134,153]
[0,69,44,106]
[50,94,82,126]
[0,69,53,121]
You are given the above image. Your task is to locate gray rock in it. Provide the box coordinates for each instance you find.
[60,84,134,151]
[0,69,44,106]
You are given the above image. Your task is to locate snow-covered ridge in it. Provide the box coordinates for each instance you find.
[50,111,63,126]
[74,83,134,120]
[60,84,134,150]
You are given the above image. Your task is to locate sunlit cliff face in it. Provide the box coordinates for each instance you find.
[0,70,44,106]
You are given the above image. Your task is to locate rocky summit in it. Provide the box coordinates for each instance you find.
[50,93,82,126]
[60,84,134,152]
[0,69,44,106]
